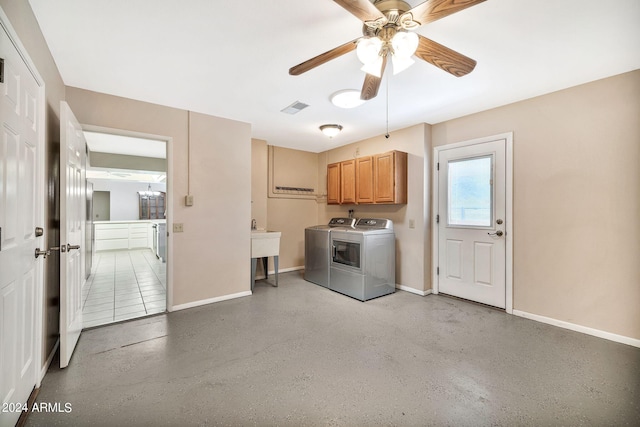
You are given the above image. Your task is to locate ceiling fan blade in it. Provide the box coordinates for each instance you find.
[289,39,359,76]
[402,0,486,26]
[334,0,386,23]
[360,55,388,100]
[415,35,476,77]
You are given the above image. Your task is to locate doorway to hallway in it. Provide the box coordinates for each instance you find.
[82,129,169,328]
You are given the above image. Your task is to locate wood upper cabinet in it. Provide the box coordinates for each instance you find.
[374,150,407,204]
[326,150,407,205]
[327,162,341,205]
[340,159,356,204]
[356,156,374,203]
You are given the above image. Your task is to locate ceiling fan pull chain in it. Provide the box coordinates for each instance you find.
[385,67,390,139]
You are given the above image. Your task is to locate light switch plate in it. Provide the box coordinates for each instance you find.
[173,223,184,233]
[185,195,194,206]
[409,219,415,229]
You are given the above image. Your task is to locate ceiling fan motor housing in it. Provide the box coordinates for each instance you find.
[363,0,416,37]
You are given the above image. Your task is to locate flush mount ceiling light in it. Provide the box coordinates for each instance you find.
[330,90,367,109]
[319,124,343,138]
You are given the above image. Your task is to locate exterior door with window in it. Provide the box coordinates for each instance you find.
[437,139,507,308]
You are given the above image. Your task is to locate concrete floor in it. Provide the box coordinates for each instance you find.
[28,271,640,426]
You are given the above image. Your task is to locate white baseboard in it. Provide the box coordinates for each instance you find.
[396,284,432,297]
[40,338,59,382]
[171,290,252,311]
[255,265,303,280]
[513,310,640,348]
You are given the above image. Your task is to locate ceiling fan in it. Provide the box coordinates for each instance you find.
[289,0,485,100]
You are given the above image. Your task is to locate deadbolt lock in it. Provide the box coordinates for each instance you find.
[496,219,503,225]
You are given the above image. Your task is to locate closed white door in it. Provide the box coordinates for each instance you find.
[0,22,42,427]
[436,138,507,308]
[59,101,86,368]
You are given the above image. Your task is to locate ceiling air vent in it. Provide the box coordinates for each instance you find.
[281,101,309,115]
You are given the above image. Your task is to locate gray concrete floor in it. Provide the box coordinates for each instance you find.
[28,271,640,426]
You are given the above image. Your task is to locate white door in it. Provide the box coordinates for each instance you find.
[59,101,86,368]
[0,22,43,427]
[436,138,507,308]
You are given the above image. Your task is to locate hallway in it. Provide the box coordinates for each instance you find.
[81,249,166,328]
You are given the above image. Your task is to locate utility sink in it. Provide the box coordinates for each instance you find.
[251,230,281,258]
[251,230,281,291]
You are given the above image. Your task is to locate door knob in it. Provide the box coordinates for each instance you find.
[487,230,504,237]
[66,244,81,251]
[35,248,50,259]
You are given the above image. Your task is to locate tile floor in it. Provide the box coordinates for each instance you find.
[81,249,166,328]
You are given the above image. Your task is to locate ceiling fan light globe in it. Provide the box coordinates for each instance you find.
[361,55,384,78]
[356,37,383,64]
[391,55,415,75]
[391,31,418,58]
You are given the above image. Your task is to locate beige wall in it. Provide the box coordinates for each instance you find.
[251,139,268,230]
[318,124,430,292]
[432,70,640,339]
[66,87,252,306]
[1,0,66,366]
[266,146,319,270]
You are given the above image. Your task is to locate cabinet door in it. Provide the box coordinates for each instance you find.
[374,151,407,203]
[340,159,356,204]
[356,156,374,203]
[327,162,341,204]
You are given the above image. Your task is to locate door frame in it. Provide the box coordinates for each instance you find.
[82,125,173,311]
[0,6,46,383]
[432,132,514,313]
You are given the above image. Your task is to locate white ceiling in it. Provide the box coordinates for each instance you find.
[29,0,640,153]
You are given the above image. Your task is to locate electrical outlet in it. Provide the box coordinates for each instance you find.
[185,195,194,206]
[173,223,184,233]
[409,219,415,229]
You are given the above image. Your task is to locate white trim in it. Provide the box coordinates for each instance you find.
[171,290,252,311]
[40,339,59,382]
[396,285,432,296]
[432,133,514,313]
[513,310,640,348]
[0,5,46,388]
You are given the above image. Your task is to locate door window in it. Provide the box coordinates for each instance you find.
[447,155,493,227]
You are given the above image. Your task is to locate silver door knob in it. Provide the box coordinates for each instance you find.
[66,244,80,251]
[488,230,504,237]
[35,248,50,259]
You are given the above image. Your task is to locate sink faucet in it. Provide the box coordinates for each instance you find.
[251,219,257,230]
